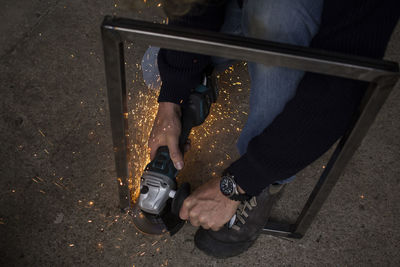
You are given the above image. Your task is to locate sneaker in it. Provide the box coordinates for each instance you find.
[194,184,284,258]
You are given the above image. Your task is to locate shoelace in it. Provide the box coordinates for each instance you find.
[230,197,257,231]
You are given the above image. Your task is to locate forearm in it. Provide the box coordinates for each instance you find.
[227,0,399,196]
[227,75,367,196]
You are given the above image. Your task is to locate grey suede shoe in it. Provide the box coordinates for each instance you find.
[194,184,284,258]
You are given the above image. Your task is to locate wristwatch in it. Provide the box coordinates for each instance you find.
[220,173,252,201]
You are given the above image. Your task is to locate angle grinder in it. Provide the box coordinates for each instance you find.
[132,72,217,235]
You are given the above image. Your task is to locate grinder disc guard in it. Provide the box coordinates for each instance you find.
[131,199,185,236]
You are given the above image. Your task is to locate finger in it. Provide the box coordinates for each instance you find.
[183,143,191,153]
[179,198,191,220]
[188,209,200,227]
[149,141,160,160]
[183,139,191,153]
[149,145,158,160]
[198,216,209,229]
[167,135,184,170]
[201,224,210,230]
[148,135,159,160]
[211,225,222,231]
[190,218,200,227]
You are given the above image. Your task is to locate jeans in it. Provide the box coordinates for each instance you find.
[142,0,323,184]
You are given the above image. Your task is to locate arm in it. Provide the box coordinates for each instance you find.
[227,0,400,196]
[149,1,227,169]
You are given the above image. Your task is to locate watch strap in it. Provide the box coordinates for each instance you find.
[229,192,252,201]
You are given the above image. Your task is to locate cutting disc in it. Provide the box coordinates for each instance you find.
[131,199,186,236]
[131,203,168,235]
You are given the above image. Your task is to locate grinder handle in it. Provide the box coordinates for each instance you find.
[145,146,178,180]
[171,182,191,217]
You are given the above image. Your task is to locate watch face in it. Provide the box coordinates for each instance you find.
[220,177,234,196]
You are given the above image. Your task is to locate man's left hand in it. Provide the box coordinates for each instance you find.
[179,177,239,231]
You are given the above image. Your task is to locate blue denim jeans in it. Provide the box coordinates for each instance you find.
[142,0,323,184]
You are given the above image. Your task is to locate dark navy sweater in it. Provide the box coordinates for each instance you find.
[157,0,399,195]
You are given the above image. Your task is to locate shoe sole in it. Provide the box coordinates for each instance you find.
[194,228,258,259]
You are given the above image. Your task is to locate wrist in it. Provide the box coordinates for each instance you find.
[158,102,181,116]
[237,185,245,194]
[220,173,251,201]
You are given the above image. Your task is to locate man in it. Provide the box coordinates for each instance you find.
[142,0,399,258]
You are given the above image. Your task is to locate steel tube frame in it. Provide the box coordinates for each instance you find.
[101,16,399,237]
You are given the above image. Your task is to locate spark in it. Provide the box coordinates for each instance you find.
[69,244,75,247]
[38,129,46,137]
[89,201,94,206]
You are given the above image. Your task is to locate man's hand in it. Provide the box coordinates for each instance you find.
[179,177,240,231]
[148,102,188,170]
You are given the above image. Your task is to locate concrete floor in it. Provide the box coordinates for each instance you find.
[1,1,400,266]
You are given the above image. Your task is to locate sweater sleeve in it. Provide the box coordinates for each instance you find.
[226,0,400,196]
[157,2,227,105]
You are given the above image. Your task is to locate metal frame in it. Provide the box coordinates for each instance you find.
[101,16,399,238]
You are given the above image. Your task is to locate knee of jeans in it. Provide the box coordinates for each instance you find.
[242,0,321,46]
[141,46,161,90]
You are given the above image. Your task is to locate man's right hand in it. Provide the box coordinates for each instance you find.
[148,102,187,170]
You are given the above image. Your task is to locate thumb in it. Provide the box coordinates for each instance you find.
[167,135,184,170]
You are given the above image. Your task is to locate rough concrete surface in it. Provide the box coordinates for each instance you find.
[1,0,399,266]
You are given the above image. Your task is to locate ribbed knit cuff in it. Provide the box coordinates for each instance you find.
[157,49,207,105]
[226,153,272,197]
